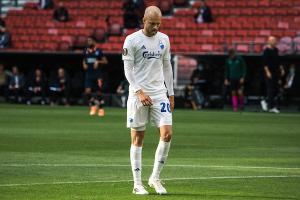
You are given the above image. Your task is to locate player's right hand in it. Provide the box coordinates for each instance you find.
[137,90,152,106]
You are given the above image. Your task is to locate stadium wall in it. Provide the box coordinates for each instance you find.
[0,51,299,103]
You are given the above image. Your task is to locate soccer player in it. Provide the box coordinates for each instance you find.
[122,6,174,195]
[224,49,247,111]
[83,36,107,116]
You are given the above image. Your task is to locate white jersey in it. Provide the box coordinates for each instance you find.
[122,30,171,98]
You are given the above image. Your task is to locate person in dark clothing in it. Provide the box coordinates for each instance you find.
[83,36,108,116]
[261,36,282,113]
[0,64,8,101]
[123,0,140,29]
[25,68,47,105]
[278,64,296,107]
[39,0,53,9]
[0,26,11,48]
[224,49,247,111]
[53,1,69,22]
[8,66,24,103]
[194,0,213,23]
[49,67,71,106]
[116,79,129,108]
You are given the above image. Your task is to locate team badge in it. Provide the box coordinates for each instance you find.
[123,48,128,56]
[159,40,164,50]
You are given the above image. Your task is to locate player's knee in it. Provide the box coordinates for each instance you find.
[132,134,144,146]
[161,131,172,142]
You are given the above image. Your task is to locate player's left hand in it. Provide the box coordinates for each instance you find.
[169,95,175,112]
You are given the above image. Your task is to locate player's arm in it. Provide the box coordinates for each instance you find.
[94,50,108,69]
[263,50,272,79]
[240,57,247,84]
[82,59,88,70]
[163,59,175,112]
[124,60,152,106]
[163,37,175,111]
[94,56,108,69]
[224,60,229,85]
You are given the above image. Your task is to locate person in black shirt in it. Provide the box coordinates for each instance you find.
[83,36,108,116]
[53,1,69,22]
[261,36,283,113]
[194,0,213,23]
[25,68,47,105]
[49,67,71,106]
[0,26,11,48]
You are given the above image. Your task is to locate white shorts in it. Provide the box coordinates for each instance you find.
[127,94,172,129]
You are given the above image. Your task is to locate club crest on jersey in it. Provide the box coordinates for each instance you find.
[159,40,164,50]
[142,51,162,59]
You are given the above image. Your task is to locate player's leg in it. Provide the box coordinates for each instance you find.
[130,128,148,195]
[231,90,238,111]
[96,79,105,117]
[230,80,238,112]
[149,96,172,195]
[238,88,244,110]
[127,97,149,195]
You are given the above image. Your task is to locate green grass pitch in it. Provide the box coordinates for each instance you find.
[0,104,300,200]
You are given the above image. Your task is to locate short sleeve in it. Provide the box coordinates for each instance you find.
[95,48,103,59]
[122,36,134,61]
[163,36,171,61]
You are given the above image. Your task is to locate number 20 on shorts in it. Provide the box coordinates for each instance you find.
[160,102,171,113]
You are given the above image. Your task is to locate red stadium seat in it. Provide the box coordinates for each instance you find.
[94,28,106,43]
[236,44,249,53]
[109,23,122,36]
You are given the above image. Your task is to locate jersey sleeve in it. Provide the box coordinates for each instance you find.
[122,36,134,61]
[163,36,171,61]
[95,48,104,60]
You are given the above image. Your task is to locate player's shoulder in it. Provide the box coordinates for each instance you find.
[157,31,169,40]
[125,30,143,42]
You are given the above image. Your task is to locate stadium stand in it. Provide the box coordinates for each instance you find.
[3,0,300,54]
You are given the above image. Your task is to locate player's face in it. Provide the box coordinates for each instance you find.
[143,15,161,36]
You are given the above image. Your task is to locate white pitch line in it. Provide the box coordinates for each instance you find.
[1,175,300,187]
[1,164,300,171]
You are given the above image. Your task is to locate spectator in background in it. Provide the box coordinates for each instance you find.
[133,0,145,18]
[261,36,282,114]
[39,0,53,9]
[123,0,140,29]
[53,1,69,22]
[8,66,24,103]
[224,49,247,112]
[116,79,129,108]
[0,64,8,101]
[185,63,208,110]
[49,68,71,106]
[83,36,108,116]
[194,0,213,23]
[25,68,47,105]
[0,26,11,48]
[278,64,296,107]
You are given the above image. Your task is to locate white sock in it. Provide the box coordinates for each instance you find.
[130,145,142,187]
[150,140,171,180]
